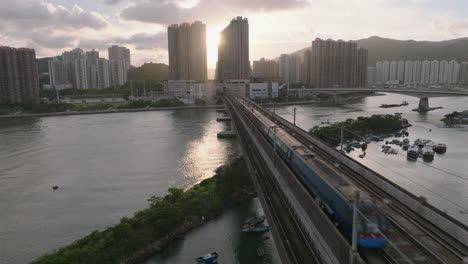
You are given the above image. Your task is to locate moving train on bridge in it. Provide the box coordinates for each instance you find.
[237,98,389,249]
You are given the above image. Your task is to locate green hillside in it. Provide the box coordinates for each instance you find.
[291,36,468,65]
[128,62,168,81]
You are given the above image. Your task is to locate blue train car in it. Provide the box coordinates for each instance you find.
[244,104,388,249]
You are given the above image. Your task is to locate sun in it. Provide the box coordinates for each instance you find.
[206,25,223,70]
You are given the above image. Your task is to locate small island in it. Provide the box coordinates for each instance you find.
[441,111,468,125]
[309,114,410,147]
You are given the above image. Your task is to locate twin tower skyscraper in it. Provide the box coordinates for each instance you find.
[168,17,249,81]
[168,21,208,81]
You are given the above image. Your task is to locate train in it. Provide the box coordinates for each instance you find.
[237,98,389,249]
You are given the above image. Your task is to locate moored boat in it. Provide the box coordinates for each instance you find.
[243,215,266,226]
[407,145,419,160]
[195,252,218,264]
[242,225,270,233]
[434,143,447,154]
[422,146,435,161]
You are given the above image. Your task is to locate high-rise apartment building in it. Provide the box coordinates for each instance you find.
[397,60,405,83]
[189,21,207,81]
[389,60,397,82]
[382,61,390,83]
[0,46,39,103]
[252,58,278,79]
[459,62,468,84]
[48,57,69,88]
[217,16,249,80]
[412,61,422,84]
[303,49,312,84]
[86,49,99,66]
[108,45,131,71]
[97,58,110,89]
[167,21,207,81]
[110,60,127,86]
[86,50,99,89]
[73,59,89,89]
[279,54,290,81]
[448,60,459,84]
[374,59,466,85]
[310,38,367,88]
[429,60,439,84]
[48,48,123,90]
[439,60,448,84]
[367,67,376,84]
[421,60,431,84]
[289,55,302,84]
[404,61,413,84]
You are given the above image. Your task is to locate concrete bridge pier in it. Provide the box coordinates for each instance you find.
[418,97,429,112]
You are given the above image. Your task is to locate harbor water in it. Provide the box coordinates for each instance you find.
[0,93,467,263]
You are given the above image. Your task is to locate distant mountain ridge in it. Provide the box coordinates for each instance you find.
[290,36,468,66]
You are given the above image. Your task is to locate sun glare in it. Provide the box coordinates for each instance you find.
[206,25,223,69]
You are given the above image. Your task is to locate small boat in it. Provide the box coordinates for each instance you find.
[195,252,218,264]
[434,143,447,154]
[407,145,419,160]
[52,186,59,190]
[402,143,410,151]
[243,215,266,226]
[242,225,270,233]
[422,146,435,161]
[401,100,409,106]
[414,138,431,147]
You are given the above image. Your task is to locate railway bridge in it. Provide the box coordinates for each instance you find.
[297,88,468,111]
[223,93,468,264]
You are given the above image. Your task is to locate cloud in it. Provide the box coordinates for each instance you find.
[433,15,468,37]
[79,32,167,51]
[114,32,167,50]
[0,0,108,30]
[100,0,126,5]
[29,31,76,49]
[120,0,309,24]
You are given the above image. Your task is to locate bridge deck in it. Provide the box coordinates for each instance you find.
[229,94,468,264]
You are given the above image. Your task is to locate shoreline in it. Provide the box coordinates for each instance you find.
[31,158,255,264]
[1,93,377,119]
[124,192,256,264]
[0,104,224,119]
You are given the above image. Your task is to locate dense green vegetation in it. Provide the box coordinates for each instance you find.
[0,98,184,115]
[309,114,406,146]
[441,111,466,125]
[194,98,206,106]
[128,63,168,81]
[31,157,252,264]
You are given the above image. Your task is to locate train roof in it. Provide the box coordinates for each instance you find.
[246,102,373,203]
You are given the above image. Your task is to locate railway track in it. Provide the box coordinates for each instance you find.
[225,97,319,264]
[233,95,467,264]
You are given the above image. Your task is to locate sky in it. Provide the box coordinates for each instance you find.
[1,0,468,78]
